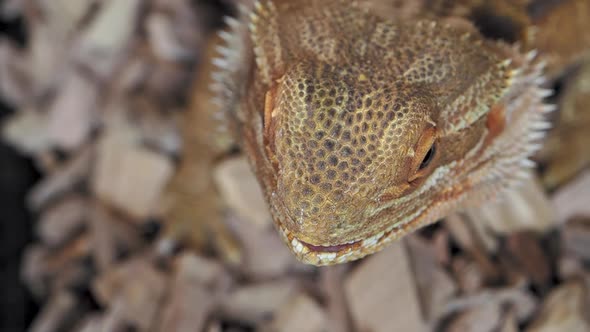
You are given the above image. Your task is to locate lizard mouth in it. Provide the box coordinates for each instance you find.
[279,223,393,265]
[279,210,425,265]
[300,240,362,253]
[276,204,428,265]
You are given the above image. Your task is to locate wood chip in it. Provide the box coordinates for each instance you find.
[214,157,272,228]
[526,280,590,332]
[35,0,96,39]
[432,229,451,265]
[225,214,299,279]
[75,312,128,332]
[172,252,226,286]
[51,261,93,293]
[0,39,30,105]
[562,218,590,260]
[221,279,299,324]
[147,13,192,61]
[552,170,590,224]
[505,231,551,291]
[76,315,105,332]
[466,176,555,235]
[88,202,119,271]
[452,256,484,294]
[557,255,585,280]
[28,292,77,332]
[2,109,52,154]
[440,286,537,329]
[158,285,214,332]
[37,195,87,247]
[21,245,51,298]
[540,62,590,188]
[445,300,502,332]
[344,241,426,332]
[26,21,67,97]
[47,72,97,150]
[134,100,181,155]
[27,145,93,210]
[92,258,168,330]
[499,288,538,323]
[446,213,478,249]
[158,253,224,332]
[97,300,128,332]
[445,214,500,281]
[320,266,352,332]
[407,235,458,320]
[92,127,173,220]
[45,233,92,274]
[75,0,142,78]
[498,309,520,332]
[269,294,328,332]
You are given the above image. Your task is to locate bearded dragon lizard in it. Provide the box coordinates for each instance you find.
[173,0,553,266]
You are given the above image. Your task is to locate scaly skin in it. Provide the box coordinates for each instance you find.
[206,0,552,265]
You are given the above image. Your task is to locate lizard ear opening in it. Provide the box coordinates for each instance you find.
[409,126,438,183]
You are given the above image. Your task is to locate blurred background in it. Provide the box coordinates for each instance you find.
[0,0,589,331]
[1,6,40,329]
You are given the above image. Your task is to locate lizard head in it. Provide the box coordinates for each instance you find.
[240,2,549,265]
[264,61,484,264]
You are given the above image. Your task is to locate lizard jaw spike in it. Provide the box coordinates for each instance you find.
[542,104,557,113]
[214,45,233,58]
[521,159,536,168]
[499,59,513,68]
[237,3,250,15]
[218,30,234,43]
[525,49,539,61]
[212,58,228,68]
[223,16,240,29]
[528,131,546,141]
[531,121,552,130]
[537,88,554,98]
[206,2,252,133]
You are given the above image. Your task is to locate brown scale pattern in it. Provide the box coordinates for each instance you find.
[274,59,435,241]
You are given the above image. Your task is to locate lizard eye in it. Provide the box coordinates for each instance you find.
[419,143,436,170]
[408,126,437,183]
